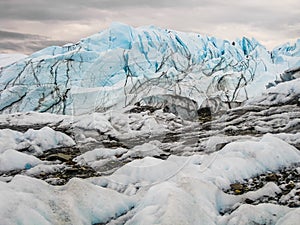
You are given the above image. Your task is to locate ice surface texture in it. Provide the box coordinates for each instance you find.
[0,23,299,115]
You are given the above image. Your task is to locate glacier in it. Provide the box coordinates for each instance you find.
[0,76,299,224]
[0,23,299,116]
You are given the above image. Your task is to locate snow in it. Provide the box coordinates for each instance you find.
[73,141,173,172]
[0,126,75,155]
[276,208,300,225]
[0,129,23,153]
[87,134,300,224]
[100,134,300,189]
[73,147,127,170]
[0,176,135,225]
[246,77,300,106]
[22,127,75,154]
[75,147,127,164]
[120,142,165,159]
[219,204,292,225]
[0,125,300,224]
[206,134,300,183]
[24,164,66,176]
[0,109,188,151]
[0,126,75,172]
[0,150,41,172]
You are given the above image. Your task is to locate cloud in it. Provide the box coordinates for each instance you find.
[0,40,69,54]
[0,0,299,53]
[0,30,45,40]
[0,30,69,54]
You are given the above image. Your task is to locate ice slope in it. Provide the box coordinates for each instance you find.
[0,23,299,115]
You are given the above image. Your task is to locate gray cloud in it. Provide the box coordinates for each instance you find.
[0,0,205,21]
[0,0,299,53]
[0,30,69,54]
[0,30,45,40]
[0,40,69,54]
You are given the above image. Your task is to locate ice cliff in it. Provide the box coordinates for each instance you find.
[0,23,299,116]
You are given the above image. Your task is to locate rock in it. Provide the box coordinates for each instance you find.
[230,183,244,194]
[197,107,212,123]
[245,198,254,204]
[40,172,46,177]
[288,201,298,207]
[286,181,295,189]
[63,167,79,175]
[46,153,73,162]
[215,143,228,151]
[234,189,242,195]
[128,105,159,113]
[266,173,278,182]
[230,183,243,190]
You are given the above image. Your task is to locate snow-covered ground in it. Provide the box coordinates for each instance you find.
[0,133,299,224]
[0,76,300,224]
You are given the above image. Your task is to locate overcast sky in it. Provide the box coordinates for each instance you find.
[0,0,299,54]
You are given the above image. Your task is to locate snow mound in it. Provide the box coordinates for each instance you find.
[0,150,41,172]
[0,126,75,155]
[0,176,135,225]
[91,134,300,224]
[0,126,75,173]
[247,77,300,106]
[1,133,300,224]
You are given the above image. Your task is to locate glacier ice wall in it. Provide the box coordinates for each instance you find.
[0,23,299,115]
